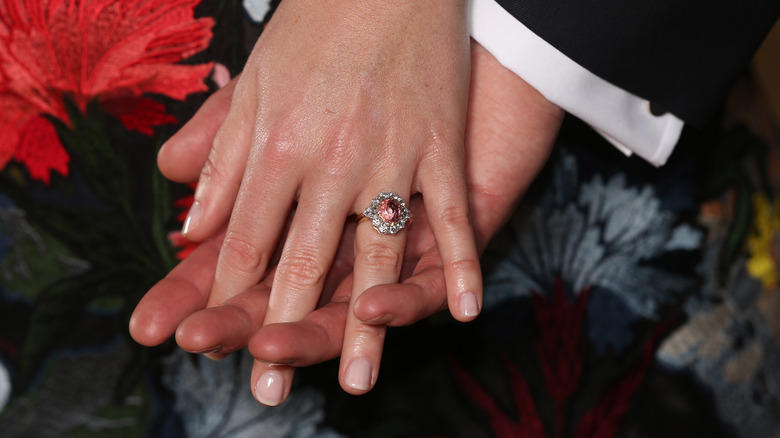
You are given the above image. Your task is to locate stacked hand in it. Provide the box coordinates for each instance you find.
[130,0,563,407]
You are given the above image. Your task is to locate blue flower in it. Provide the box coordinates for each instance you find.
[482,150,702,354]
[586,287,635,354]
[243,0,272,23]
[162,350,343,438]
[0,358,10,412]
[484,151,701,319]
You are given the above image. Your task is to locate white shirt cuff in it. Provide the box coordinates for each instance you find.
[468,0,684,167]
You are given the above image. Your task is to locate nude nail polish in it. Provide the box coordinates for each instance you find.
[182,201,202,235]
[459,292,480,318]
[345,358,372,391]
[254,371,284,406]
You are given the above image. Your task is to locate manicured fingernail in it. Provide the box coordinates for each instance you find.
[345,358,372,391]
[254,371,284,406]
[459,292,480,318]
[182,201,202,235]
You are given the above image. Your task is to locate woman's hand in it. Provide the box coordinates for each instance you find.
[251,41,563,404]
[131,40,563,405]
[170,0,480,399]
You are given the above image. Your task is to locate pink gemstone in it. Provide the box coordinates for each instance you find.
[379,198,401,223]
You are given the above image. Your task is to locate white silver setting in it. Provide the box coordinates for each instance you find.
[361,192,412,235]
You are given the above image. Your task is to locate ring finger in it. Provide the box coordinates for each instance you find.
[340,189,413,394]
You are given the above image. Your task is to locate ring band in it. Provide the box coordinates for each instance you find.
[357,192,413,235]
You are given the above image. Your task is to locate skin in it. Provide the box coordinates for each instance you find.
[179,0,482,399]
[130,41,563,406]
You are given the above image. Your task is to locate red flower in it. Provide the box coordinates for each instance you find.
[0,0,214,183]
[451,352,547,438]
[169,182,197,259]
[451,281,676,438]
[532,279,590,438]
[14,115,70,183]
[168,230,196,260]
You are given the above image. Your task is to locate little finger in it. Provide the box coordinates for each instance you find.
[418,158,482,322]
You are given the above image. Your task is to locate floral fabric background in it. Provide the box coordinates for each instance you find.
[1,0,779,437]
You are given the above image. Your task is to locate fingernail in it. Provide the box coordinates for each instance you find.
[345,358,372,391]
[254,371,284,406]
[193,346,222,354]
[363,313,394,325]
[182,201,202,235]
[459,292,480,318]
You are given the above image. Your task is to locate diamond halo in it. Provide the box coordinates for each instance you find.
[360,192,413,235]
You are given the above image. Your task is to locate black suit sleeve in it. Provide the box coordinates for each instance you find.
[496,0,780,126]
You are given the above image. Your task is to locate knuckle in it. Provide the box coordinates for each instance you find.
[221,231,266,275]
[199,149,224,185]
[277,251,327,291]
[422,125,461,161]
[447,257,481,275]
[352,323,386,341]
[436,203,473,235]
[199,129,247,192]
[322,123,360,177]
[261,128,296,167]
[358,242,402,272]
